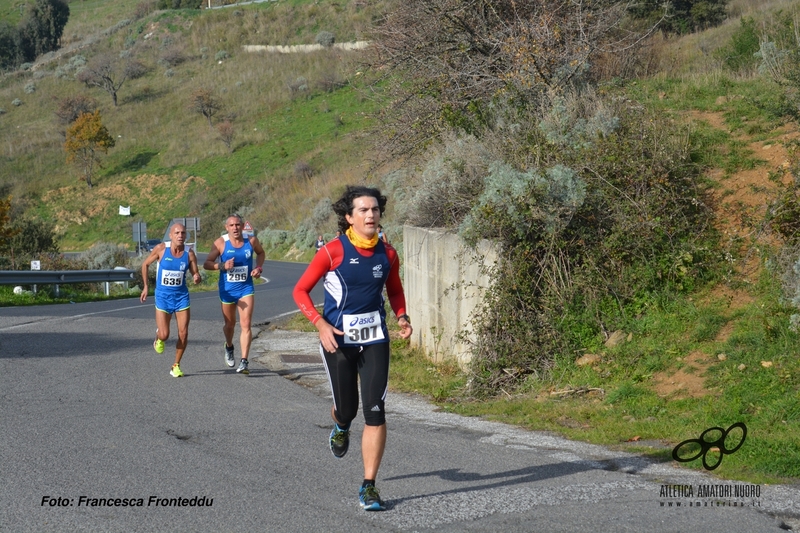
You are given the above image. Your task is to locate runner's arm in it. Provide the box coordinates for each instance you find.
[250,236,266,278]
[293,242,345,353]
[188,249,202,284]
[203,240,223,271]
[139,244,164,302]
[385,246,412,339]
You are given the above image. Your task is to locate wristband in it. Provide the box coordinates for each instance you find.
[398,314,411,324]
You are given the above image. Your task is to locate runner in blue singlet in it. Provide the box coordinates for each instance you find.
[140,223,202,378]
[203,214,266,375]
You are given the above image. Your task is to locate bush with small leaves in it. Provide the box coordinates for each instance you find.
[294,161,313,179]
[315,31,335,47]
[134,1,157,19]
[215,50,228,61]
[409,92,717,395]
[125,59,148,79]
[24,82,35,94]
[159,47,186,68]
[258,228,289,248]
[83,242,129,270]
[12,99,21,106]
[55,54,86,79]
[54,94,97,125]
[1,217,60,269]
[217,120,234,152]
[287,76,308,95]
[315,71,345,93]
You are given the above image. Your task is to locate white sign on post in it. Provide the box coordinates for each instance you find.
[30,260,40,270]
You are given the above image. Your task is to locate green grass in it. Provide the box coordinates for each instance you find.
[0,281,141,306]
[1,0,390,252]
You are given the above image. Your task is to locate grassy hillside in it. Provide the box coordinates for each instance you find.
[0,0,391,250]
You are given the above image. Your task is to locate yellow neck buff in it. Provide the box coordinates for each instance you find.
[346,226,379,249]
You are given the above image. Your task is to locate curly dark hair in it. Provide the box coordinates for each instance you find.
[332,185,387,233]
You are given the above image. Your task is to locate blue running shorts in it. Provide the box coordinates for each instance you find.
[155,291,190,314]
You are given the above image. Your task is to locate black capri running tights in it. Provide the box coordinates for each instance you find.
[322,342,390,426]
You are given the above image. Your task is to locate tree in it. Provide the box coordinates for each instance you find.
[64,110,116,188]
[189,88,222,128]
[76,54,146,106]
[17,0,70,59]
[0,21,21,70]
[216,120,235,152]
[54,94,98,125]
[368,0,660,157]
[5,217,59,268]
[628,0,728,35]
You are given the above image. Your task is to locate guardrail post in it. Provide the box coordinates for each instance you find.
[54,284,60,297]
[104,282,110,296]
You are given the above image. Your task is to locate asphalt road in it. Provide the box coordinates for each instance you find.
[1,260,798,532]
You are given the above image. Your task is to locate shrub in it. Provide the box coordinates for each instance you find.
[288,76,308,95]
[125,59,148,79]
[715,17,760,73]
[24,82,35,94]
[315,31,335,47]
[403,134,492,228]
[54,54,86,79]
[217,120,234,152]
[159,47,187,68]
[215,50,229,61]
[0,217,60,269]
[83,242,129,270]
[409,92,718,395]
[12,99,21,106]
[156,0,202,9]
[315,70,346,93]
[133,1,157,19]
[294,160,313,179]
[54,94,97,125]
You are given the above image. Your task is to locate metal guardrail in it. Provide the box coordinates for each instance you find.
[0,269,136,285]
[0,269,137,296]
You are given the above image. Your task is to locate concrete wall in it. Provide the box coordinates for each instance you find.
[403,226,498,367]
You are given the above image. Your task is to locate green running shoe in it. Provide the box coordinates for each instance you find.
[154,337,165,354]
[170,363,184,378]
